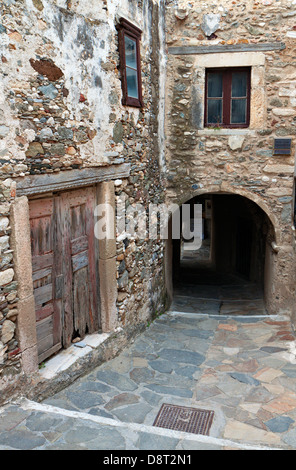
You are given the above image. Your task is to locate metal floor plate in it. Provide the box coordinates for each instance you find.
[153,403,214,436]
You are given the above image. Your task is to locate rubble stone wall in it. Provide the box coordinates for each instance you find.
[165,0,296,317]
[0,0,167,401]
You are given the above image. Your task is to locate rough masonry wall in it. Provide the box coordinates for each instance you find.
[0,0,166,393]
[165,0,296,316]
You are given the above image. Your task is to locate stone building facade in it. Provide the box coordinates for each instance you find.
[1,0,296,405]
[0,0,167,404]
[164,0,296,322]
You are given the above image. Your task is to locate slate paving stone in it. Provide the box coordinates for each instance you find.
[140,390,163,406]
[86,434,127,451]
[0,406,30,431]
[151,340,187,352]
[181,328,214,339]
[158,348,205,365]
[88,408,114,419]
[139,332,167,344]
[265,416,294,433]
[278,376,296,392]
[257,356,287,369]
[196,319,219,330]
[25,411,63,432]
[145,384,193,398]
[244,387,275,404]
[129,367,155,384]
[229,373,261,386]
[255,367,284,384]
[217,378,256,397]
[281,364,296,378]
[80,426,126,449]
[237,317,266,323]
[148,359,174,373]
[262,392,296,414]
[111,403,153,423]
[42,397,80,411]
[282,428,296,448]
[64,425,101,444]
[66,391,105,409]
[204,359,221,367]
[194,385,222,401]
[104,393,140,411]
[179,440,222,450]
[184,338,211,355]
[0,429,46,450]
[232,359,259,373]
[174,365,201,377]
[221,403,242,418]
[96,370,138,391]
[3,311,296,449]
[152,372,195,389]
[78,381,112,393]
[260,346,288,354]
[136,432,180,450]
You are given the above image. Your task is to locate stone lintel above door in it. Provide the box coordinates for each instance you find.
[15,163,131,197]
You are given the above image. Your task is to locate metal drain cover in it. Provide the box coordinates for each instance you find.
[153,403,214,436]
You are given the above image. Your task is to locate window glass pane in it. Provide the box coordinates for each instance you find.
[207,99,223,124]
[126,67,139,99]
[231,98,247,124]
[207,73,223,98]
[125,36,137,70]
[232,72,247,97]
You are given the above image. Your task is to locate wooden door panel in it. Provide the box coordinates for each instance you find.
[71,251,89,273]
[73,266,90,335]
[70,204,86,239]
[32,253,53,272]
[30,197,62,363]
[61,187,99,347]
[30,187,100,358]
[33,283,53,307]
[71,235,88,256]
[32,267,52,283]
[36,316,53,355]
[36,304,54,323]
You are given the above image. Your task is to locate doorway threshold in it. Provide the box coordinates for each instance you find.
[171,296,267,316]
[39,332,110,380]
[169,310,291,322]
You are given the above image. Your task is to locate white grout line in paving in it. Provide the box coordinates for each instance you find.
[168,310,291,320]
[17,398,283,451]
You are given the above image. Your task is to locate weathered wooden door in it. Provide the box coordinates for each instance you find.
[29,187,100,363]
[61,187,99,348]
[29,197,62,363]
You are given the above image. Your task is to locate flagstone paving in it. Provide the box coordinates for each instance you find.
[1,309,296,450]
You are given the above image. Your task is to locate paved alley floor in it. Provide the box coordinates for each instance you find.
[1,309,296,450]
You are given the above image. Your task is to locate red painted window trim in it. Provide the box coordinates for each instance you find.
[205,67,251,128]
[117,18,143,108]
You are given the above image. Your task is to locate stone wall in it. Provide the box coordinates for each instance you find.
[164,0,296,316]
[0,178,21,395]
[0,0,167,401]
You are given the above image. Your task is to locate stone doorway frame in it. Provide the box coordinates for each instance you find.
[10,165,130,376]
[164,186,292,318]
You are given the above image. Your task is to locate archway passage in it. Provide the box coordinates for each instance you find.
[170,193,275,316]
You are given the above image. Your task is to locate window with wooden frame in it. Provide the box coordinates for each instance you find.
[205,67,251,128]
[117,18,143,108]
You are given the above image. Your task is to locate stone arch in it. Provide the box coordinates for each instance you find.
[164,184,282,315]
[169,183,280,245]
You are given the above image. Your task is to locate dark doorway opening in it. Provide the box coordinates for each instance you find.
[171,194,272,316]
